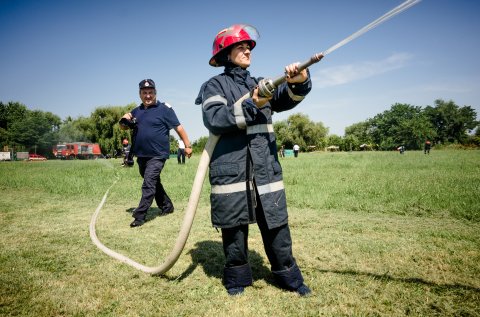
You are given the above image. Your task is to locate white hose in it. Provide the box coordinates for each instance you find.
[90,134,219,275]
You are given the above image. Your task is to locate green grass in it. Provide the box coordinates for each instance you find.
[0,150,479,316]
[283,150,480,221]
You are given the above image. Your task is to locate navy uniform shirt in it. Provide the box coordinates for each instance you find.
[131,101,180,159]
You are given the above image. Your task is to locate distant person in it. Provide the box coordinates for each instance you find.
[424,140,431,154]
[279,145,285,158]
[398,145,405,154]
[121,138,132,166]
[195,24,312,296]
[293,144,300,157]
[177,139,186,164]
[120,79,193,228]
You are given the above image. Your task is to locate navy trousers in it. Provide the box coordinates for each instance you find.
[221,189,305,291]
[133,157,173,221]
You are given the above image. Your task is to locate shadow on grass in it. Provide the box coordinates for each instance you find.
[125,207,174,223]
[172,240,276,286]
[317,268,480,293]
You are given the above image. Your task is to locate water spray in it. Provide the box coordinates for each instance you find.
[258,0,421,98]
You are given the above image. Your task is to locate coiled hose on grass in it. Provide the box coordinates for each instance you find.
[89,134,219,275]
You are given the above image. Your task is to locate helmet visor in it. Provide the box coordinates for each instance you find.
[213,24,260,52]
[239,24,260,42]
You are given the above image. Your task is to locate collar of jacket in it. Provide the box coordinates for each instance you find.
[224,64,252,86]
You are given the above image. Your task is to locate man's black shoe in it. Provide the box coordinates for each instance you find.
[162,206,174,214]
[130,219,145,227]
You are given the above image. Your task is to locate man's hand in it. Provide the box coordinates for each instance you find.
[119,113,135,130]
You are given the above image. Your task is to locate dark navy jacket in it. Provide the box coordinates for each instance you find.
[196,65,312,229]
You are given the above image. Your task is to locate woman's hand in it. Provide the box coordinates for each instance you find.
[252,86,272,108]
[285,62,308,84]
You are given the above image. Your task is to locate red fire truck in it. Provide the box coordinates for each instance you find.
[53,142,102,159]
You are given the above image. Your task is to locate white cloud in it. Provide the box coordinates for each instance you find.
[312,52,414,88]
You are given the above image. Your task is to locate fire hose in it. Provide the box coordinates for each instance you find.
[90,0,421,275]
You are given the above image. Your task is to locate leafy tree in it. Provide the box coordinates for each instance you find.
[82,104,135,155]
[274,121,293,149]
[471,125,480,146]
[369,103,435,150]
[274,113,327,151]
[345,120,373,147]
[57,116,90,143]
[326,134,342,147]
[345,121,373,149]
[192,136,208,153]
[0,102,29,150]
[0,102,28,128]
[424,99,478,144]
[0,102,60,155]
[343,134,359,151]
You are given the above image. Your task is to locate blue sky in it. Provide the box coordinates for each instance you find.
[1,0,479,142]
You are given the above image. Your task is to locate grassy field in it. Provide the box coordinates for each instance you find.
[0,150,479,316]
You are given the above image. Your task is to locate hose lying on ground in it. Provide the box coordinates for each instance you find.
[89,134,219,275]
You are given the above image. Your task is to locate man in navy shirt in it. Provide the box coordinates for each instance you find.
[120,79,193,227]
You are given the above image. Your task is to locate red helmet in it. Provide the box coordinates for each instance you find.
[209,24,260,67]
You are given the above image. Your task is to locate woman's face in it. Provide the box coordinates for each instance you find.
[229,41,251,68]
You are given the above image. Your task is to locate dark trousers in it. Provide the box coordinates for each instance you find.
[221,198,295,271]
[133,157,173,221]
[294,150,299,158]
[177,148,185,164]
[221,197,305,291]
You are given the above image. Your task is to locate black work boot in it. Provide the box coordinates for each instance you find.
[272,263,311,296]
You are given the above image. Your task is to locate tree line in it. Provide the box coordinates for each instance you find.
[274,99,478,152]
[0,99,478,157]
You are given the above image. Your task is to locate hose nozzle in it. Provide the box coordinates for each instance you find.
[258,78,276,98]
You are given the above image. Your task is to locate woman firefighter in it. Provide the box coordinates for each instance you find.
[195,24,313,296]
